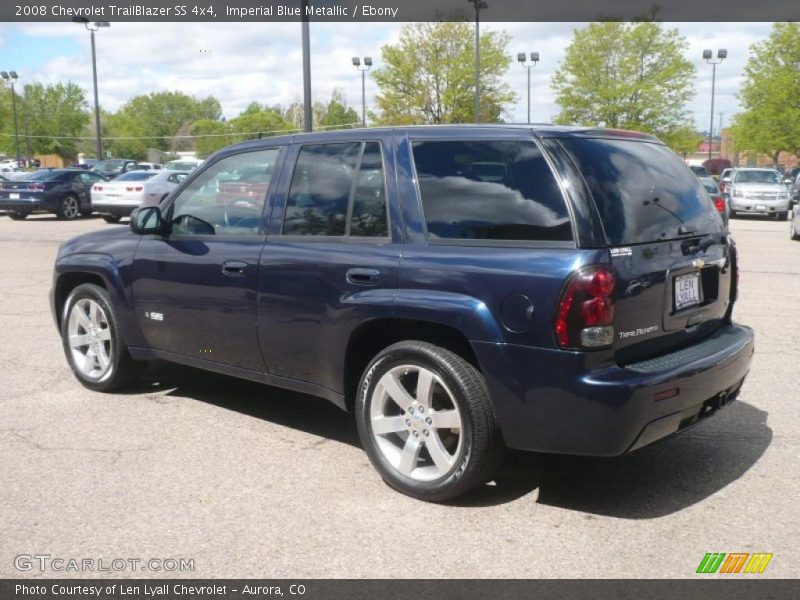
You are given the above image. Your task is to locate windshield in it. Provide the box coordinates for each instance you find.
[701,180,719,194]
[733,170,782,185]
[93,159,126,173]
[115,171,156,182]
[167,161,198,170]
[560,138,722,245]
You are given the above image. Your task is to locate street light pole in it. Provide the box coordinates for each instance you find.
[517,52,539,124]
[73,18,110,160]
[301,0,312,133]
[703,49,727,162]
[1,71,21,166]
[352,57,373,128]
[468,0,488,123]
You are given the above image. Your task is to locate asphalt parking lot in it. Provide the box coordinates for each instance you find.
[0,213,798,579]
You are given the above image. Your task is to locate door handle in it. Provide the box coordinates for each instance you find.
[346,268,381,286]
[222,260,248,277]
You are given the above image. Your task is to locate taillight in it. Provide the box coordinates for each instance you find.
[719,181,727,193]
[555,266,616,349]
[134,186,143,192]
[730,241,739,302]
[27,183,45,192]
[713,196,726,213]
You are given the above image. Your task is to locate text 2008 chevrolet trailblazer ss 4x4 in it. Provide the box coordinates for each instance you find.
[51,126,754,501]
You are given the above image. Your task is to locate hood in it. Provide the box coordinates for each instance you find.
[731,182,787,192]
[57,224,140,260]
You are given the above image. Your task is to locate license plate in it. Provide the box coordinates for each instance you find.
[9,192,19,200]
[675,272,701,310]
[756,204,767,211]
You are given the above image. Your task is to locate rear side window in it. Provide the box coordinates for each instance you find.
[411,140,572,242]
[560,138,722,245]
[283,142,388,238]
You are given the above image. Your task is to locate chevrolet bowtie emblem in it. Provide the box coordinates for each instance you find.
[692,258,705,269]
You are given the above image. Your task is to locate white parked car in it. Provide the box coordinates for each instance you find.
[135,162,164,171]
[728,168,791,220]
[165,158,203,171]
[91,170,189,223]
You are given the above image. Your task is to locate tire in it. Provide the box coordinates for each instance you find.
[102,215,122,223]
[7,211,28,220]
[60,283,144,392]
[355,341,502,502]
[56,194,80,220]
[728,210,736,219]
[778,211,788,222]
[791,221,800,241]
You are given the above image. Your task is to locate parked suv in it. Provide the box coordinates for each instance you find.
[728,167,791,220]
[51,126,754,501]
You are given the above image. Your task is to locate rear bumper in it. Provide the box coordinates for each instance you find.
[472,323,754,456]
[92,202,138,217]
[0,197,52,213]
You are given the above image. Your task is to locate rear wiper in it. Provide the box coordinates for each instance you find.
[678,224,696,236]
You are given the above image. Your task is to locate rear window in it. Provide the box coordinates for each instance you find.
[411,140,572,242]
[27,170,69,182]
[560,138,721,245]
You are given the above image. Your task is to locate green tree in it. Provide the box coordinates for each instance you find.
[552,21,695,134]
[105,91,222,158]
[14,82,90,161]
[660,125,704,158]
[319,89,359,129]
[372,20,516,124]
[731,22,800,165]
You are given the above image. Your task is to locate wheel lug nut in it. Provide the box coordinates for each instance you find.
[405,420,411,426]
[423,430,429,436]
[413,431,419,437]
[418,406,424,413]
[408,407,414,414]
[425,417,432,425]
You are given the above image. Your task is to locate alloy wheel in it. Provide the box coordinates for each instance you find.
[370,365,464,482]
[67,298,113,380]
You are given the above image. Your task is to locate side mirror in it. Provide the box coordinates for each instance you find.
[130,206,167,235]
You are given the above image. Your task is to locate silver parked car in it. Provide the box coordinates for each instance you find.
[791,203,800,241]
[728,168,791,221]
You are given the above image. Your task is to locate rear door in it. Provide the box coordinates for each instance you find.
[257,138,401,394]
[557,137,732,363]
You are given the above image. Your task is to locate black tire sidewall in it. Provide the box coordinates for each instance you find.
[60,283,126,392]
[58,195,79,220]
[356,343,492,501]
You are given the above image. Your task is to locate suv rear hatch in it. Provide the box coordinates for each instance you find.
[558,136,733,364]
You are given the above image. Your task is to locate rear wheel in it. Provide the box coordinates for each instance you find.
[102,215,122,223]
[778,211,788,222]
[728,210,736,219]
[7,211,28,220]
[356,341,502,502]
[60,283,144,392]
[791,220,800,241]
[56,194,80,220]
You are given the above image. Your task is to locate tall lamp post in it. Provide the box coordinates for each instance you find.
[468,0,488,123]
[703,48,727,162]
[517,52,539,124]
[1,71,21,167]
[72,17,109,160]
[352,56,372,128]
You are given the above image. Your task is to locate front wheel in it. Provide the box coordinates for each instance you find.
[778,211,788,222]
[355,341,501,502]
[102,215,122,223]
[60,283,144,392]
[56,194,80,220]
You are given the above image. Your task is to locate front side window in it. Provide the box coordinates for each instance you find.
[169,148,280,236]
[411,140,572,242]
[283,142,388,238]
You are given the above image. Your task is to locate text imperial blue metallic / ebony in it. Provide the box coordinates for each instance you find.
[50,125,754,501]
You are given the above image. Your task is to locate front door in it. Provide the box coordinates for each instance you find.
[131,147,283,373]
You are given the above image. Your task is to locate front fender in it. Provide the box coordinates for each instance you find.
[53,253,146,348]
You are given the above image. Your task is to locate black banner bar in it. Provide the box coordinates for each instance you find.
[2,580,800,600]
[3,0,800,22]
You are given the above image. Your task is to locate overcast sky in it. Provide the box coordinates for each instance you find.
[0,21,775,134]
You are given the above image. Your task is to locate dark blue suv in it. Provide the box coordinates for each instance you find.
[51,126,754,501]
